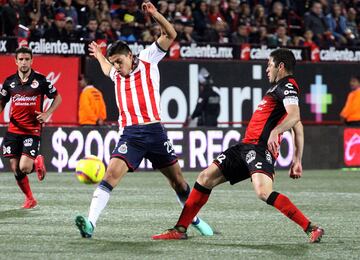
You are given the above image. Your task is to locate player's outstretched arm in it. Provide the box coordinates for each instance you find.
[268,104,300,155]
[88,41,112,76]
[35,94,62,123]
[142,1,176,50]
[289,121,303,179]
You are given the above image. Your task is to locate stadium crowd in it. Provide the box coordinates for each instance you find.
[0,0,359,48]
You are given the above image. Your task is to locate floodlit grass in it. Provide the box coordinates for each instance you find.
[0,170,359,259]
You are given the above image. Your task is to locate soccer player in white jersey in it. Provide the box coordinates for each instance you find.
[75,1,213,238]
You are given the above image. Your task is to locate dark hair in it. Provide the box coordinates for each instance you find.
[15,46,33,58]
[351,75,360,82]
[270,48,296,73]
[107,40,132,57]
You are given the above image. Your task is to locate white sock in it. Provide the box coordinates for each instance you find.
[88,187,111,227]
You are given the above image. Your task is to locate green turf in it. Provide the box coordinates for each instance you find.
[0,170,359,259]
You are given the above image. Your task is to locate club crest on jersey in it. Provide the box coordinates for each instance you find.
[23,138,33,147]
[118,143,128,154]
[246,150,256,164]
[31,80,39,89]
[265,150,272,164]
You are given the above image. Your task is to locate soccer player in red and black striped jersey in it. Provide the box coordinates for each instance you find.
[152,48,325,243]
[75,1,213,238]
[0,47,62,209]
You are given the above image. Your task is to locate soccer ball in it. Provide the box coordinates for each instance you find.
[75,155,105,184]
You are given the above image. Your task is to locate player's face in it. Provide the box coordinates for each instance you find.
[15,53,33,74]
[108,53,133,77]
[266,57,279,84]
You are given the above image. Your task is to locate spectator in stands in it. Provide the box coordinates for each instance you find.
[150,23,162,41]
[326,3,348,46]
[267,1,287,33]
[345,7,359,46]
[44,12,67,41]
[193,0,211,38]
[40,0,56,30]
[231,23,249,44]
[203,18,229,43]
[110,17,122,40]
[1,0,27,37]
[141,28,154,42]
[267,24,292,47]
[99,19,117,42]
[173,19,184,42]
[250,4,267,28]
[73,0,89,27]
[222,0,240,32]
[301,29,319,50]
[24,0,41,27]
[120,24,137,42]
[208,1,224,25]
[58,0,78,27]
[28,16,43,42]
[340,75,360,126]
[78,76,107,126]
[250,25,268,44]
[80,17,105,41]
[304,1,333,47]
[180,20,200,43]
[238,2,252,26]
[64,16,79,41]
[97,0,112,22]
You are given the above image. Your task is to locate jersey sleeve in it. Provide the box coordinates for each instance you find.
[41,76,58,99]
[109,66,117,82]
[277,81,299,107]
[138,41,167,64]
[0,79,11,105]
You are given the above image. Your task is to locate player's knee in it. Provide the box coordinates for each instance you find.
[254,189,270,202]
[19,165,32,174]
[196,170,213,188]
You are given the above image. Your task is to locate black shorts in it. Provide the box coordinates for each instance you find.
[111,123,177,171]
[213,143,275,185]
[2,132,40,159]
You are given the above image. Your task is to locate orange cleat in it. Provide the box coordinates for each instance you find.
[152,228,188,240]
[22,198,38,209]
[34,155,46,181]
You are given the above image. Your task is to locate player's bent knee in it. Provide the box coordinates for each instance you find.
[19,166,32,174]
[255,190,270,202]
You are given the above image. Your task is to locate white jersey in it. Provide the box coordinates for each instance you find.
[109,42,167,128]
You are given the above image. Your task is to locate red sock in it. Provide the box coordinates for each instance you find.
[267,191,310,231]
[16,175,33,199]
[176,182,211,229]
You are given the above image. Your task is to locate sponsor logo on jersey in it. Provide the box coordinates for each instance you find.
[0,88,7,96]
[10,82,16,88]
[246,150,256,164]
[265,150,272,164]
[31,80,39,89]
[118,143,128,154]
[284,90,298,95]
[24,138,33,147]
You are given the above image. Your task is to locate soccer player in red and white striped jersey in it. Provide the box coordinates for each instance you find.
[75,1,213,238]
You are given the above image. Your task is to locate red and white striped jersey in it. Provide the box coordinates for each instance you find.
[109,42,167,128]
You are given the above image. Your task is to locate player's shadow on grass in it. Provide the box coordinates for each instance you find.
[0,209,39,220]
[201,242,309,257]
[72,239,162,255]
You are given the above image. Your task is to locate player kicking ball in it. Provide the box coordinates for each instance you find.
[152,48,324,243]
[75,1,213,238]
[0,46,62,209]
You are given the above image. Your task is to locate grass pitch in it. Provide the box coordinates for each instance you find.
[0,170,359,260]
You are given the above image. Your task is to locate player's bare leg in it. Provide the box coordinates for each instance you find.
[251,172,324,243]
[153,163,226,239]
[76,158,128,238]
[12,157,37,209]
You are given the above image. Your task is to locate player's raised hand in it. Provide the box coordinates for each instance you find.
[88,41,102,59]
[289,160,302,179]
[35,111,50,123]
[142,1,157,15]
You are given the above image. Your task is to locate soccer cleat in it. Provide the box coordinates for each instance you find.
[306,224,325,243]
[22,198,37,209]
[192,218,214,236]
[34,155,47,181]
[75,215,94,238]
[152,228,188,240]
